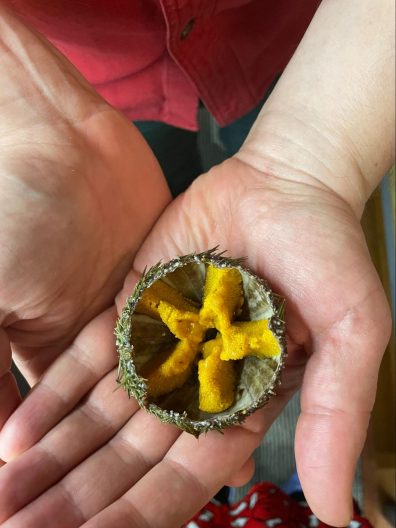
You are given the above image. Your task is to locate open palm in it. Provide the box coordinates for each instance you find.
[0,8,170,434]
[0,158,390,527]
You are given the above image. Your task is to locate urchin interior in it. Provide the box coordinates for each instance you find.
[130,262,281,421]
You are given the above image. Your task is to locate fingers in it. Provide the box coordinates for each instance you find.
[82,348,304,528]
[0,307,118,461]
[221,338,307,487]
[0,373,21,432]
[0,367,137,523]
[0,329,12,376]
[82,423,262,528]
[295,287,391,527]
[0,330,21,431]
[81,385,300,528]
[225,456,255,487]
[2,412,180,528]
[1,352,302,527]
[0,319,304,527]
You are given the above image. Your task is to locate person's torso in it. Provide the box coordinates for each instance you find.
[9,0,320,129]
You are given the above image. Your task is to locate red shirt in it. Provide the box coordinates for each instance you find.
[9,0,320,130]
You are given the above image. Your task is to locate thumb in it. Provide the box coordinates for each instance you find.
[295,285,391,526]
[0,328,21,433]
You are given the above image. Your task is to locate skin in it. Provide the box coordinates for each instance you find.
[0,4,171,408]
[0,0,394,526]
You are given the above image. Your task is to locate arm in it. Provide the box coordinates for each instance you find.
[239,0,395,216]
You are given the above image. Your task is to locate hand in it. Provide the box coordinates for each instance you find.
[0,6,170,430]
[0,157,390,527]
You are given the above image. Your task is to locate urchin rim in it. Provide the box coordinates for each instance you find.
[115,248,287,437]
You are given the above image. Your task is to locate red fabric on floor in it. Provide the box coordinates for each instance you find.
[183,482,372,528]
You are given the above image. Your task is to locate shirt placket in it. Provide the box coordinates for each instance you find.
[159,0,236,125]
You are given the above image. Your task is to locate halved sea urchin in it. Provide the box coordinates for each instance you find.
[116,249,286,436]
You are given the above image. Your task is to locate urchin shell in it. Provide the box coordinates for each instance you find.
[115,248,286,436]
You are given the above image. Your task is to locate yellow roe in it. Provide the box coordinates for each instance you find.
[199,266,244,331]
[221,320,281,361]
[198,336,236,413]
[136,265,280,414]
[141,340,197,398]
[158,301,204,342]
[137,280,198,320]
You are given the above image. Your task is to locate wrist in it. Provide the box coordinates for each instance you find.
[237,107,374,218]
[236,0,395,219]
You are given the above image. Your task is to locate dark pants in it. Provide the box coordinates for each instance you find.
[134,81,277,197]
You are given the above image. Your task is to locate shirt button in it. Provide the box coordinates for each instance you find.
[180,19,195,40]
